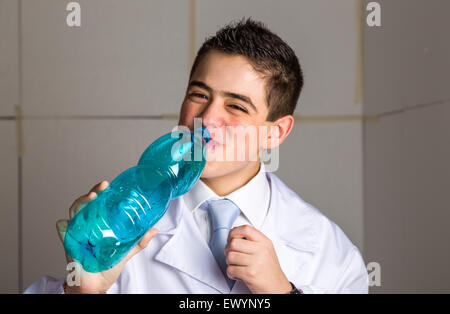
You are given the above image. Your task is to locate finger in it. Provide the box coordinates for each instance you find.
[226,265,249,281]
[89,180,109,194]
[69,192,97,219]
[228,225,264,243]
[137,228,159,249]
[68,181,109,219]
[69,180,108,216]
[121,228,158,265]
[56,219,68,244]
[56,219,73,264]
[226,250,253,266]
[225,237,259,255]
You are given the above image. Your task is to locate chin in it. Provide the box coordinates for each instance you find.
[200,161,228,179]
[200,160,251,179]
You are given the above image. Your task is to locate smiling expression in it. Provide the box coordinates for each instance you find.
[178,50,275,179]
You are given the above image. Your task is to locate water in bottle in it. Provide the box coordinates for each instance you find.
[63,127,210,272]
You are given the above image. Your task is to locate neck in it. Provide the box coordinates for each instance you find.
[200,161,261,196]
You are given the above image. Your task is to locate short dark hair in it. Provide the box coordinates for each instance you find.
[189,18,303,121]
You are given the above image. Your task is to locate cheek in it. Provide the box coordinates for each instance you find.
[226,125,262,160]
[179,102,197,126]
[244,128,262,159]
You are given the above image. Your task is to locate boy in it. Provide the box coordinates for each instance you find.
[25,19,368,294]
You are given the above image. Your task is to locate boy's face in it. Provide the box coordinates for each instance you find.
[179,50,274,179]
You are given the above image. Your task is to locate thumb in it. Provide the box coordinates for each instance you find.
[138,227,159,249]
[56,219,68,244]
[56,219,73,264]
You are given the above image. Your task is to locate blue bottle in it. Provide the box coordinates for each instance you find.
[64,127,210,273]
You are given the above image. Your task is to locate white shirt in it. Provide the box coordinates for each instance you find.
[186,162,270,245]
[24,170,369,294]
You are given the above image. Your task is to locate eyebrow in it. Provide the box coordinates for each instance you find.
[188,80,258,113]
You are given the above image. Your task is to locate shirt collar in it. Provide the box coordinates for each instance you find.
[182,162,270,228]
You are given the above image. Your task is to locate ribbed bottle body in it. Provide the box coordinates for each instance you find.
[64,165,172,273]
[64,127,210,272]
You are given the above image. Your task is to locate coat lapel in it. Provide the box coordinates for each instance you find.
[259,173,320,284]
[154,198,231,294]
[262,172,319,254]
[152,172,320,294]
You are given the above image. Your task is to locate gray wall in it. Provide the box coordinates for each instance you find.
[0,0,20,294]
[1,0,364,293]
[4,0,447,294]
[363,0,450,293]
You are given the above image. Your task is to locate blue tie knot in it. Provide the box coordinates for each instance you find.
[204,199,241,231]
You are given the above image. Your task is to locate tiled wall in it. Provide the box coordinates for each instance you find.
[363,0,450,293]
[1,0,364,293]
[0,0,20,294]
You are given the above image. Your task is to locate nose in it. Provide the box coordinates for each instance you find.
[200,99,226,129]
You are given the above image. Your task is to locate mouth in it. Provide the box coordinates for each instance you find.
[202,127,226,149]
[206,139,220,148]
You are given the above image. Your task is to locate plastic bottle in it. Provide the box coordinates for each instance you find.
[63,127,210,273]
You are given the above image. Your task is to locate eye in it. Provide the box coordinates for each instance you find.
[189,92,208,101]
[228,104,248,113]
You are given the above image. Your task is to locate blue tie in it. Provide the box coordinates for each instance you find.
[202,199,241,290]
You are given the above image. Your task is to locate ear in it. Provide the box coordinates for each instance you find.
[262,115,294,150]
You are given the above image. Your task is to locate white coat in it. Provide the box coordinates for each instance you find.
[25,172,369,294]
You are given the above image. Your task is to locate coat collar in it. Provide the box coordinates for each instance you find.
[152,171,319,293]
[183,162,270,229]
[263,172,320,254]
[153,197,232,293]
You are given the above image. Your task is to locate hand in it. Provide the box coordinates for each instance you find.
[224,225,292,294]
[56,180,158,294]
